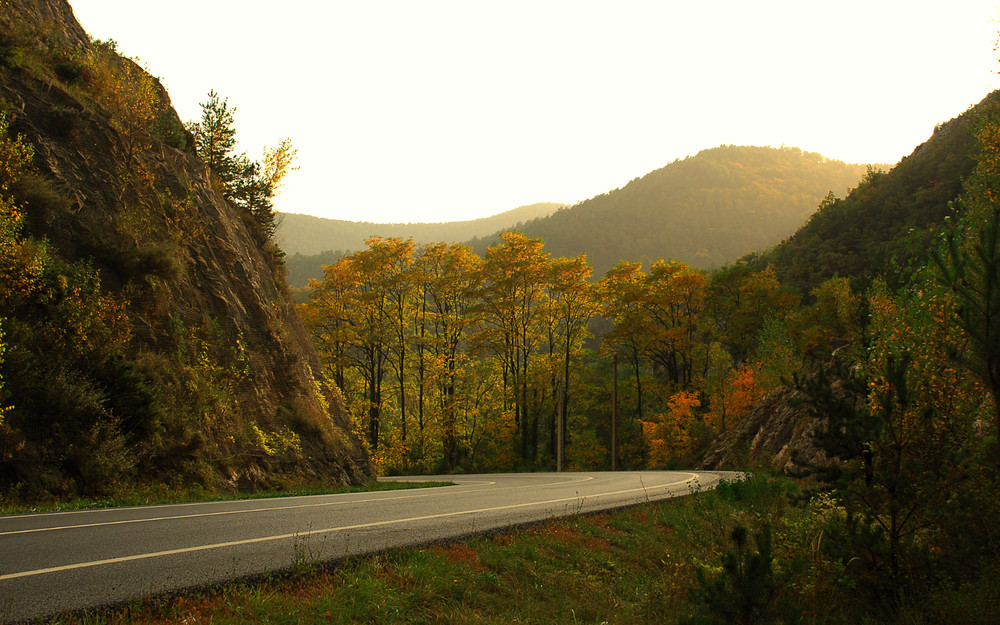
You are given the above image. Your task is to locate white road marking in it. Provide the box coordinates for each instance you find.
[0,474,699,580]
[0,474,596,536]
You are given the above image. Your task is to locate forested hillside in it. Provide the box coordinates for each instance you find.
[758,92,995,294]
[0,0,371,500]
[470,145,870,276]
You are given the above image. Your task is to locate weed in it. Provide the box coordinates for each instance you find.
[290,530,319,581]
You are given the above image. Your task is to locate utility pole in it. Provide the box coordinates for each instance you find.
[611,353,618,471]
[557,379,565,472]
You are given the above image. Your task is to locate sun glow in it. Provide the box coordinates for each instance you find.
[69,0,1000,223]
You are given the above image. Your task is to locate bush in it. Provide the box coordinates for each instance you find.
[682,523,803,625]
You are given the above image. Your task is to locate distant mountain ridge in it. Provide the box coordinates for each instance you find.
[469,145,871,277]
[278,202,564,256]
[282,147,870,288]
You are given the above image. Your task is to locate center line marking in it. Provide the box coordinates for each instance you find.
[0,475,698,581]
[0,475,596,536]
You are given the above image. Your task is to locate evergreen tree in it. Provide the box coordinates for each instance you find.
[187,90,239,192]
[187,92,297,242]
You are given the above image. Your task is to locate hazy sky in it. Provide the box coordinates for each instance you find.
[68,1,1000,224]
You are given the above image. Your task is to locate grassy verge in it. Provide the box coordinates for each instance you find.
[0,480,452,515]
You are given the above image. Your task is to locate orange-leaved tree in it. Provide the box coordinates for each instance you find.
[644,390,702,468]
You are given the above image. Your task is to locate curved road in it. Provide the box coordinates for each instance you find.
[0,471,736,622]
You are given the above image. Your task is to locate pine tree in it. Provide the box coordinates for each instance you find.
[187,90,239,193]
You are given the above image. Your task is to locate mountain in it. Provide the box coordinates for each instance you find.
[0,0,371,498]
[279,203,564,289]
[758,92,996,294]
[470,145,871,277]
[282,148,868,289]
[278,202,564,256]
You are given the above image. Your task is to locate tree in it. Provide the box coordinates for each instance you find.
[707,362,761,433]
[684,524,801,625]
[416,242,481,470]
[642,260,708,388]
[543,254,596,459]
[798,277,978,609]
[708,264,796,365]
[644,390,701,467]
[188,90,239,190]
[233,138,299,240]
[188,92,297,242]
[87,41,166,167]
[598,261,650,425]
[791,276,861,361]
[475,232,551,463]
[261,138,299,195]
[300,259,358,391]
[370,238,416,450]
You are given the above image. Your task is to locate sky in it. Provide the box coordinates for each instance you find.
[67,1,1000,224]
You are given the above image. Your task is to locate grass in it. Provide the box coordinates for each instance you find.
[38,474,811,625]
[0,479,453,516]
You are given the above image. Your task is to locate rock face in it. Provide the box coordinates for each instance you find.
[699,387,839,477]
[0,0,372,493]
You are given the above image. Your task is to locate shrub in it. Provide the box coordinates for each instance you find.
[682,523,803,625]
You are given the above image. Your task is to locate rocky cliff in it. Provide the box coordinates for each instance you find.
[0,0,372,497]
[698,386,839,477]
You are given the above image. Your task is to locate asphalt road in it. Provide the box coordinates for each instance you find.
[0,471,736,622]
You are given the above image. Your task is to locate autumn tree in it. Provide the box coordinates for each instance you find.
[644,390,701,467]
[708,264,796,365]
[796,275,980,609]
[86,40,166,167]
[231,138,299,240]
[542,254,596,459]
[416,242,482,470]
[348,238,413,453]
[598,261,653,465]
[599,262,649,408]
[642,260,708,388]
[301,258,358,391]
[474,232,551,463]
[791,276,862,361]
[706,362,761,433]
[301,243,392,454]
[372,238,416,449]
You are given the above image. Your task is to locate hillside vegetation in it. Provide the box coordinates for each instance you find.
[758,92,992,294]
[471,145,870,276]
[0,0,371,502]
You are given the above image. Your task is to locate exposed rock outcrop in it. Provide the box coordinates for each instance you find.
[0,0,372,493]
[699,386,839,477]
